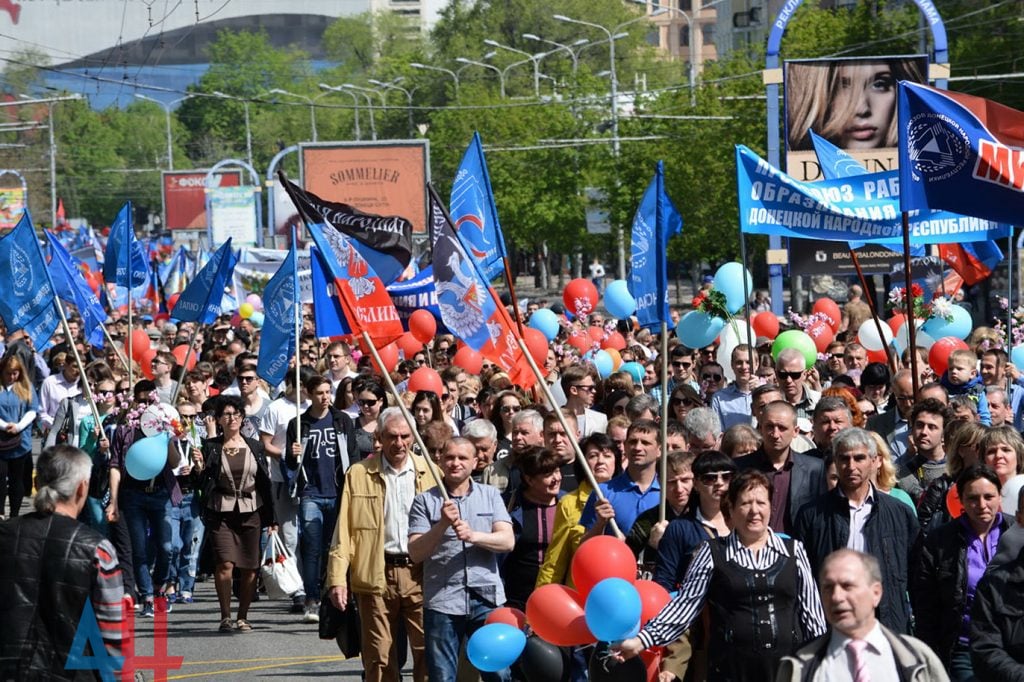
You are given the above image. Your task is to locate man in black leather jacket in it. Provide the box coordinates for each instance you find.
[0,445,126,680]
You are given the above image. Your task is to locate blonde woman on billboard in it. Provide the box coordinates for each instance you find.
[787,58,926,151]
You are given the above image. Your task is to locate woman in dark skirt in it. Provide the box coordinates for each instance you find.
[193,395,277,633]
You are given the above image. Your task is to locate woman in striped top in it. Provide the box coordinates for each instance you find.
[615,469,826,681]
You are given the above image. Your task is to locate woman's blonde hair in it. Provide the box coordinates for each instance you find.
[868,431,897,491]
[1,354,33,403]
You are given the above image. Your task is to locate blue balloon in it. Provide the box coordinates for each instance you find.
[713,262,753,314]
[592,350,614,378]
[605,280,636,319]
[585,577,642,642]
[921,304,972,341]
[466,623,527,673]
[620,361,644,384]
[675,311,725,349]
[529,308,561,341]
[125,433,170,480]
[250,311,265,328]
[1013,345,1024,371]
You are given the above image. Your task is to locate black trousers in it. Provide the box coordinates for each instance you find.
[0,455,29,517]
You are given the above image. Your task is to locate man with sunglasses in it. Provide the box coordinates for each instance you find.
[560,365,606,437]
[776,347,820,424]
[735,401,826,535]
[711,344,759,430]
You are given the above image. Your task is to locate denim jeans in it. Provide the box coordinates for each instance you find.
[164,492,205,594]
[424,595,511,682]
[121,487,172,600]
[299,495,336,600]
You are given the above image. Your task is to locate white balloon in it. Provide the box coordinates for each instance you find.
[716,318,755,382]
[894,321,935,353]
[1003,475,1024,515]
[140,403,181,438]
[857,319,894,351]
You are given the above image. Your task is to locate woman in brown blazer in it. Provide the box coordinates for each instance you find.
[193,395,277,632]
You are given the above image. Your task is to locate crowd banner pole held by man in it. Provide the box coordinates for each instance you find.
[103,202,148,388]
[167,238,238,405]
[628,161,683,523]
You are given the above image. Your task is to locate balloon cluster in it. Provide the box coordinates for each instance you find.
[676,263,752,349]
[466,536,670,680]
[238,293,265,328]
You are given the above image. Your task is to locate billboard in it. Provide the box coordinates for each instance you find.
[784,56,929,181]
[209,186,259,246]
[300,141,429,235]
[0,187,26,230]
[162,170,242,230]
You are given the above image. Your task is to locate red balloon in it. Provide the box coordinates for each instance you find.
[409,309,437,344]
[140,348,157,380]
[887,313,906,336]
[806,319,834,353]
[167,293,180,314]
[568,331,592,353]
[571,536,636,598]
[928,336,969,376]
[230,312,242,327]
[84,272,100,294]
[126,329,151,361]
[601,331,626,351]
[171,344,197,371]
[587,326,605,345]
[812,298,841,332]
[407,366,443,396]
[946,485,964,518]
[523,327,548,368]
[485,606,527,629]
[563,278,599,317]
[453,346,483,375]
[751,311,780,340]
[639,647,664,682]
[525,584,594,647]
[866,348,888,364]
[635,580,671,626]
[372,342,400,375]
[396,332,423,359]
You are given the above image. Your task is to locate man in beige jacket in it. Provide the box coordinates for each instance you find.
[326,407,439,682]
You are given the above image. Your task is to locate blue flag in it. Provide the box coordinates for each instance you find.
[387,266,444,330]
[172,239,238,324]
[46,231,108,348]
[736,145,1012,245]
[899,81,1024,224]
[0,214,59,347]
[102,203,148,288]
[256,241,299,386]
[630,161,683,330]
[450,132,507,282]
[309,245,351,338]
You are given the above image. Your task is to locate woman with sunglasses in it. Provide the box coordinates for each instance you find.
[191,395,277,632]
[621,470,826,680]
[489,390,525,463]
[669,385,704,423]
[354,382,387,460]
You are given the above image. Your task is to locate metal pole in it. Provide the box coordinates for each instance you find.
[902,212,919,397]
[609,36,626,281]
[658,321,669,522]
[310,103,318,143]
[850,249,896,375]
[169,324,201,405]
[164,107,174,171]
[244,101,252,169]
[48,102,56,226]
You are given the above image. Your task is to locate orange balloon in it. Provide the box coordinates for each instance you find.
[396,332,423,359]
[409,309,437,344]
[485,606,527,629]
[140,348,157,380]
[571,536,636,598]
[407,366,443,396]
[604,348,622,371]
[525,584,595,647]
[171,344,196,371]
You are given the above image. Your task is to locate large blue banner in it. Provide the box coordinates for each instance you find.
[899,81,1024,225]
[102,202,149,288]
[0,214,59,347]
[736,145,1011,245]
[256,242,298,386]
[172,239,237,324]
[449,132,507,282]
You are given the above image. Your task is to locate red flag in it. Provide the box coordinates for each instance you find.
[55,198,66,227]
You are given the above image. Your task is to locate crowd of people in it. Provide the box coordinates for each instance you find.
[4,288,1024,682]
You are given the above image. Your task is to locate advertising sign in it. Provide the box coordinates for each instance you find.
[784,55,929,181]
[162,170,241,230]
[300,141,429,235]
[209,186,258,246]
[0,187,26,230]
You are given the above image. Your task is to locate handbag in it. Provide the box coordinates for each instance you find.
[319,590,361,658]
[260,531,303,600]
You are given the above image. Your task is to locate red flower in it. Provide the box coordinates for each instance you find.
[910,283,924,298]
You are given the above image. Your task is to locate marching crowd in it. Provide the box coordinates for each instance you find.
[4,287,1024,682]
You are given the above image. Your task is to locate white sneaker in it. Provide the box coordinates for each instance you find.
[302,603,320,624]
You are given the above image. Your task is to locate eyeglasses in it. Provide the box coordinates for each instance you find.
[237,376,257,383]
[328,354,346,360]
[220,411,242,420]
[777,370,804,381]
[573,384,596,392]
[701,374,723,382]
[359,398,379,408]
[699,471,733,485]
[500,405,521,414]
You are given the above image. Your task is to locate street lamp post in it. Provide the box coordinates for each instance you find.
[318,83,361,140]
[341,84,380,140]
[410,62,460,100]
[522,35,589,82]
[267,88,322,142]
[483,39,551,98]
[211,91,252,168]
[369,78,417,138]
[455,53,506,98]
[133,93,191,170]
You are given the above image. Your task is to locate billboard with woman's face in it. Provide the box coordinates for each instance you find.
[784,56,929,181]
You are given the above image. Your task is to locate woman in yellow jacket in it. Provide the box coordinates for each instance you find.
[535,433,621,587]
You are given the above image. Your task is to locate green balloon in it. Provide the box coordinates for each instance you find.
[772,329,818,368]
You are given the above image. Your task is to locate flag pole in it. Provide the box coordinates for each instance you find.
[658,320,669,523]
[168,323,202,406]
[902,212,919,397]
[52,302,103,429]
[126,226,134,389]
[739,231,756,376]
[293,227,303,499]
[360,331,448,500]
[849,249,896,375]
[513,334,623,539]
[1009,229,1015,396]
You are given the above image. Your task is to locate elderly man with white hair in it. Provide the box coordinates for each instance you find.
[462,418,498,482]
